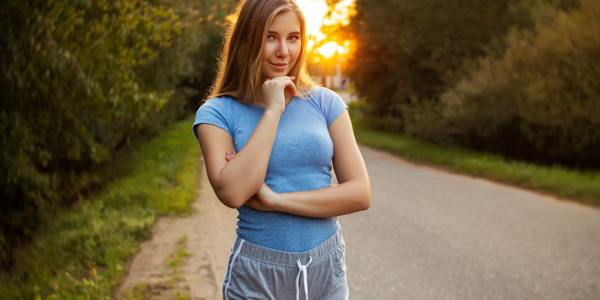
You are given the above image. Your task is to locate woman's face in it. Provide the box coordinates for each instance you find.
[261,10,301,79]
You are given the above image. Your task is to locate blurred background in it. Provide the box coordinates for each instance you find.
[1,0,598,298]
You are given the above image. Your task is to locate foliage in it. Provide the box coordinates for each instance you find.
[0,0,233,269]
[0,117,200,299]
[349,0,520,118]
[349,0,598,168]
[441,0,600,166]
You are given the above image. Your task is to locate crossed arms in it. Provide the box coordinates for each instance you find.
[195,109,371,218]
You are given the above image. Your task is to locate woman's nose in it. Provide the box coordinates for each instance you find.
[275,39,289,57]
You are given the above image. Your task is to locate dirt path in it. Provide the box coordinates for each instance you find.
[117,158,236,300]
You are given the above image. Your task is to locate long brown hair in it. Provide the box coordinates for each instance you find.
[208,0,315,104]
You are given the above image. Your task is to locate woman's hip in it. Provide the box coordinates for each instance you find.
[222,223,348,300]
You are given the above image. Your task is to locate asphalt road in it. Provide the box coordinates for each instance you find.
[339,145,600,300]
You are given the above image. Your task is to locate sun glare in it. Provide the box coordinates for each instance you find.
[317,41,342,58]
[296,0,356,61]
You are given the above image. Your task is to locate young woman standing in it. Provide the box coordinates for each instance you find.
[192,0,371,299]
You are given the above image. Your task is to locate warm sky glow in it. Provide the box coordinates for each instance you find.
[296,0,355,60]
[225,1,355,61]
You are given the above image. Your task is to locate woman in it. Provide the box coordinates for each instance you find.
[192,0,371,299]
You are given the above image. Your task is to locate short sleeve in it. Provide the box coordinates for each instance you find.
[319,88,349,127]
[192,98,233,140]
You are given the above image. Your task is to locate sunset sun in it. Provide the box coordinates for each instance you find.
[295,0,356,61]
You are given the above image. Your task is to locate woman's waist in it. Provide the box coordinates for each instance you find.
[236,208,337,252]
[233,224,344,265]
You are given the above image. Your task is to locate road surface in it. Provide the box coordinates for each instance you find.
[119,145,600,299]
[342,146,600,300]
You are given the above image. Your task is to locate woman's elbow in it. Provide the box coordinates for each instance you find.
[360,192,371,211]
[355,183,372,211]
[223,199,243,209]
[351,197,370,213]
[215,189,246,209]
[343,179,370,212]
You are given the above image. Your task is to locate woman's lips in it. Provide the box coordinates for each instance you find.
[270,62,288,71]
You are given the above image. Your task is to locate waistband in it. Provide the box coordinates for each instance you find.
[232,223,345,267]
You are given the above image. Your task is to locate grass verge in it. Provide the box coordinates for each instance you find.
[0,116,200,299]
[350,113,600,208]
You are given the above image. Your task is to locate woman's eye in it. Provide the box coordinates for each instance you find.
[288,36,299,41]
[267,34,276,40]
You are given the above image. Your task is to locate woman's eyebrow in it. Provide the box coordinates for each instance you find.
[268,30,301,35]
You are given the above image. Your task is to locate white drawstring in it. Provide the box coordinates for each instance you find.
[224,239,245,300]
[295,256,313,300]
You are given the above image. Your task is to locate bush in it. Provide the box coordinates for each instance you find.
[0,0,234,269]
[440,0,600,167]
[511,0,600,166]
[439,56,529,156]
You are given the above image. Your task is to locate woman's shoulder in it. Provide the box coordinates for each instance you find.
[193,95,241,136]
[202,95,240,106]
[198,95,243,112]
[301,86,337,106]
[302,86,347,126]
[303,86,345,109]
[304,86,340,100]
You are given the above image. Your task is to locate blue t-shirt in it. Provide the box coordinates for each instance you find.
[192,87,348,252]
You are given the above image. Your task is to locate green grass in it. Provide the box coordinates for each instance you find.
[0,116,201,299]
[167,236,191,271]
[351,115,600,208]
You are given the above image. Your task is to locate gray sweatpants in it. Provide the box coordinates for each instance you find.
[222,224,349,300]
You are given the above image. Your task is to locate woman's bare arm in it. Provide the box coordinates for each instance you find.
[196,77,295,208]
[256,110,371,217]
[197,111,280,208]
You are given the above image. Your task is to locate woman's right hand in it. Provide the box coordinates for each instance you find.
[245,196,274,212]
[261,76,297,113]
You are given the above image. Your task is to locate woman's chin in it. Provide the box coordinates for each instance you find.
[267,70,290,78]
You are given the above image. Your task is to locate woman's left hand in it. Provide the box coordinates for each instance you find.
[256,183,281,209]
[243,184,281,212]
